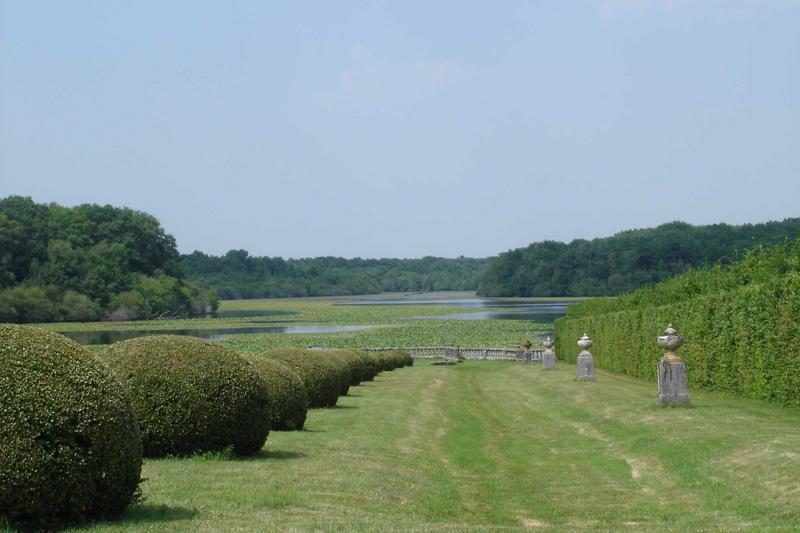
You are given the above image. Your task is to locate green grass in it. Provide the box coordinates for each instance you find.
[74,360,800,532]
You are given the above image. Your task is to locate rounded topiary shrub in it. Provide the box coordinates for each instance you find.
[373,351,400,371]
[102,336,270,457]
[244,356,308,431]
[326,352,353,396]
[0,324,143,529]
[331,349,373,385]
[400,350,414,367]
[265,348,342,408]
[359,352,383,380]
[376,350,413,370]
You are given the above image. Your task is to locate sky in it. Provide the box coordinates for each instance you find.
[1,1,799,259]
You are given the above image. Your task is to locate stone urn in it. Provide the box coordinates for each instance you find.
[575,333,595,381]
[657,324,683,363]
[656,324,690,407]
[542,335,556,370]
[577,333,592,351]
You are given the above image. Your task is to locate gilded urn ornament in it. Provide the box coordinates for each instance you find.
[657,324,683,363]
[543,336,554,350]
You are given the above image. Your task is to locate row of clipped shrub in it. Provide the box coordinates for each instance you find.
[554,240,800,406]
[0,324,412,529]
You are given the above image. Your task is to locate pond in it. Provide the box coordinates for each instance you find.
[60,325,374,345]
[414,308,567,322]
[336,293,573,323]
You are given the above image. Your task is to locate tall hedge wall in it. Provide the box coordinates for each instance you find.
[554,241,800,406]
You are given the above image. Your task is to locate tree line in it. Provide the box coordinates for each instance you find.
[477,219,800,297]
[0,196,486,322]
[4,194,799,323]
[181,250,487,299]
[0,196,217,323]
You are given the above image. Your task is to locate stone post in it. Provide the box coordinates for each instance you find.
[542,336,556,369]
[656,324,690,407]
[523,350,533,364]
[576,333,596,381]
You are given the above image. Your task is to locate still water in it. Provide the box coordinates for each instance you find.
[336,293,573,323]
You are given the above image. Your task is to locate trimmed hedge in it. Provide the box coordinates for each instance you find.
[265,348,342,408]
[372,350,412,371]
[328,349,372,385]
[327,353,352,396]
[358,352,383,380]
[0,325,142,529]
[245,356,308,430]
[555,241,800,406]
[102,336,271,457]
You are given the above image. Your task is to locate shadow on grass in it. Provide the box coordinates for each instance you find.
[235,449,308,462]
[114,504,199,526]
[332,404,357,409]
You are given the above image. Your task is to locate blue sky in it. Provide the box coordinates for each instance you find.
[1,1,798,258]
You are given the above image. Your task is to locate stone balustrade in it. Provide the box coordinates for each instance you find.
[363,346,544,361]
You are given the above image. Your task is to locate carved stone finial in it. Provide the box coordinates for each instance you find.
[657,324,684,362]
[543,336,554,350]
[577,333,592,350]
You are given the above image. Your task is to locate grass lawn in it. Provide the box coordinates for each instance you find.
[76,360,800,532]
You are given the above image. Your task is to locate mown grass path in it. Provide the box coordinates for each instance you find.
[81,361,800,532]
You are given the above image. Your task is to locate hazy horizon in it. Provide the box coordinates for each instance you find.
[2,1,799,258]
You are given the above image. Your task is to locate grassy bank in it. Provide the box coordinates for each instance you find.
[75,360,800,532]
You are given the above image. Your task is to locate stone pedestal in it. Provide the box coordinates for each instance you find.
[576,352,595,381]
[657,360,690,406]
[523,350,533,365]
[542,336,556,369]
[656,324,690,407]
[575,334,595,381]
[542,350,556,369]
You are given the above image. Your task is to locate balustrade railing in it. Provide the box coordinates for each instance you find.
[363,346,543,361]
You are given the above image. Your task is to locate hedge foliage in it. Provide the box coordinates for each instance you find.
[327,349,372,386]
[326,352,352,396]
[102,336,271,457]
[358,352,383,380]
[245,356,308,431]
[0,325,142,529]
[265,348,343,408]
[555,240,800,406]
[372,350,413,371]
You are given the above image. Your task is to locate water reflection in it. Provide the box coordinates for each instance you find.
[414,310,566,322]
[335,294,574,316]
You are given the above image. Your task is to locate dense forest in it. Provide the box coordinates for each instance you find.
[477,219,800,297]
[0,196,216,323]
[0,196,486,322]
[182,251,487,299]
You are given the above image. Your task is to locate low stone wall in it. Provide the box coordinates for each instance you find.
[364,346,543,361]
